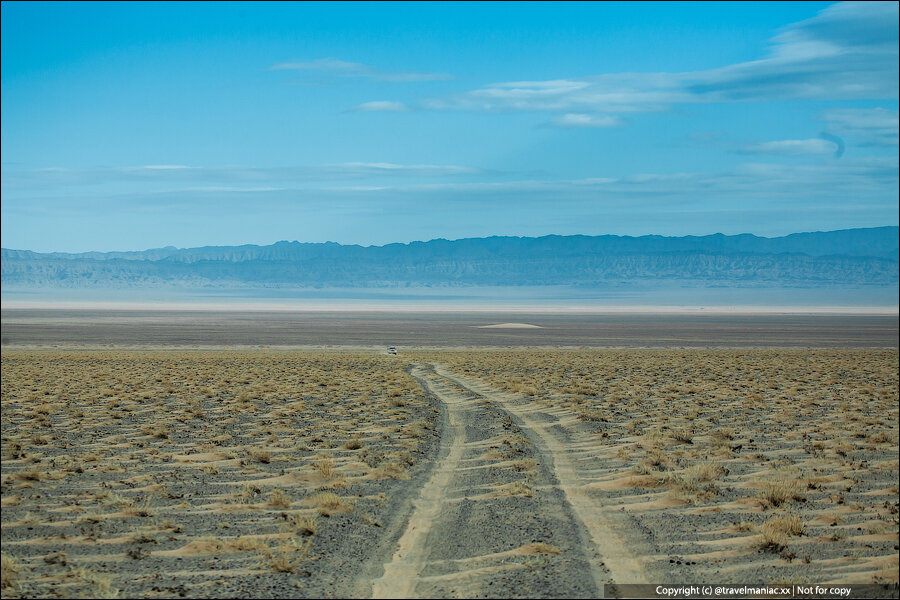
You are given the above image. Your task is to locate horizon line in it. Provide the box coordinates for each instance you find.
[3,225,897,256]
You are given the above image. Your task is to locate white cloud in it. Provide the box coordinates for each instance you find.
[306,157,896,205]
[740,138,840,156]
[5,159,895,231]
[374,72,452,83]
[424,74,686,113]
[270,58,450,82]
[165,186,285,193]
[348,101,411,112]
[548,113,625,128]
[821,107,899,146]
[270,58,366,72]
[0,162,481,189]
[333,162,476,175]
[411,2,897,114]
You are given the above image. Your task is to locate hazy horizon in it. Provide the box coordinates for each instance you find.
[3,225,896,255]
[8,224,900,255]
[4,227,897,309]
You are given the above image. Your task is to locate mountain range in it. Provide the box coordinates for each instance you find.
[2,227,897,289]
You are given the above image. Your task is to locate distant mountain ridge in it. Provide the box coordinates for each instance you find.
[3,227,898,288]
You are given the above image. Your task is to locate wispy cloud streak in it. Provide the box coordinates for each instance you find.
[821,107,899,146]
[739,139,840,156]
[270,58,451,82]
[1,162,483,190]
[377,2,897,115]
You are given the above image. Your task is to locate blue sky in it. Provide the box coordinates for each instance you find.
[2,1,897,252]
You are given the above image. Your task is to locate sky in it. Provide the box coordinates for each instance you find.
[1,1,898,253]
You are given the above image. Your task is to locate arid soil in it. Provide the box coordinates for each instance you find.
[414,350,900,590]
[2,348,898,598]
[2,309,897,348]
[1,352,442,598]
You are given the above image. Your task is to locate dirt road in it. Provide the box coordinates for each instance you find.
[371,363,651,598]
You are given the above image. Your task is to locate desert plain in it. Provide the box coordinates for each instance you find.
[1,310,898,598]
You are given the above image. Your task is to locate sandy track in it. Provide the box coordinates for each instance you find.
[432,363,650,587]
[371,365,470,598]
[371,363,621,599]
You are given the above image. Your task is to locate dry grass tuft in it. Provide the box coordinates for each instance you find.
[314,456,337,480]
[249,448,272,464]
[757,478,805,508]
[517,542,561,555]
[306,492,352,516]
[1,553,22,590]
[756,515,804,553]
[268,489,292,509]
[343,437,363,450]
[491,480,534,498]
[287,514,318,537]
[262,536,312,573]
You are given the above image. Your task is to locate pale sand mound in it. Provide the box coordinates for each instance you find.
[476,323,543,329]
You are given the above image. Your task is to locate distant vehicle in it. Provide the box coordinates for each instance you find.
[387,346,398,355]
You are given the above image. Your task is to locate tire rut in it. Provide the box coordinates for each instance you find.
[370,364,470,599]
[431,363,649,589]
[371,363,606,599]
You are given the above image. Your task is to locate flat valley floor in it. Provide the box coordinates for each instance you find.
[1,309,898,348]
[1,311,898,598]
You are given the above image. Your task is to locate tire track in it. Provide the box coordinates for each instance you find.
[370,364,469,599]
[432,363,649,588]
[372,363,612,599]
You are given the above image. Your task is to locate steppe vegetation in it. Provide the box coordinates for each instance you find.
[416,349,899,585]
[2,348,897,597]
[1,351,437,598]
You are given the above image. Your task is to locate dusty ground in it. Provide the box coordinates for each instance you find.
[2,348,898,598]
[414,349,900,590]
[1,351,442,598]
[2,309,898,348]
